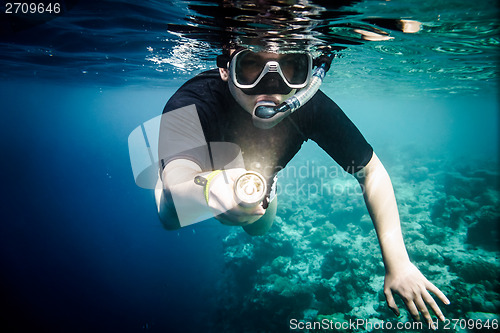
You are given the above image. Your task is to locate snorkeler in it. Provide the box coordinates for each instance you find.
[155,46,450,327]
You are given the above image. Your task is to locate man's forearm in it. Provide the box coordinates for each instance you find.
[355,152,410,272]
[155,159,212,228]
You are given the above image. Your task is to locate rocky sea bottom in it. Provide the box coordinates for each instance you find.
[210,149,499,333]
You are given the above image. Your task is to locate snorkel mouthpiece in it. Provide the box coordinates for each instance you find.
[255,101,281,119]
[252,57,331,129]
[253,100,293,129]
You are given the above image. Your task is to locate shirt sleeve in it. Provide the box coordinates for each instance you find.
[304,90,373,173]
[158,71,245,173]
[158,103,212,171]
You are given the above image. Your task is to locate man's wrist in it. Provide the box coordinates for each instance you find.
[194,170,223,204]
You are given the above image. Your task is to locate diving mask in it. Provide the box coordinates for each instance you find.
[228,49,313,95]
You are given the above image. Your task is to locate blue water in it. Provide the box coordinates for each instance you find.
[1,1,499,332]
[0,82,228,332]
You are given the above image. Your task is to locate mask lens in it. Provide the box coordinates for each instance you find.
[232,50,311,88]
[234,51,266,85]
[279,53,309,85]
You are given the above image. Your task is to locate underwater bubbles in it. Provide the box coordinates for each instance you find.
[433,42,484,55]
[146,38,216,73]
[374,44,422,57]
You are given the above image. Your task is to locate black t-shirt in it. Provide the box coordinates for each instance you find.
[159,69,373,188]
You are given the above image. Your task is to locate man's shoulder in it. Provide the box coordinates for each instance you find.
[178,69,223,91]
[298,89,342,117]
[311,89,340,108]
[164,69,227,114]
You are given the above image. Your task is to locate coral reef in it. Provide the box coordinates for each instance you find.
[212,150,499,332]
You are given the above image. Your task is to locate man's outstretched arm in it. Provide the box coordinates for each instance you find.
[355,152,450,328]
[155,159,265,230]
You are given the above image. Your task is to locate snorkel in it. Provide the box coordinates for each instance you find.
[252,53,333,129]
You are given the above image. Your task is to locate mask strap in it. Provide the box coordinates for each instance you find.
[313,53,333,72]
[216,47,246,69]
[216,53,230,69]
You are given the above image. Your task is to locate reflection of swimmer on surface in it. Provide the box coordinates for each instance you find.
[155,0,447,328]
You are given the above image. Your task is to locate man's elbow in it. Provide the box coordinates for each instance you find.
[159,216,181,230]
[354,152,390,186]
[155,182,182,231]
[157,198,182,230]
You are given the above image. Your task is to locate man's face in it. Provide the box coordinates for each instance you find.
[219,52,297,114]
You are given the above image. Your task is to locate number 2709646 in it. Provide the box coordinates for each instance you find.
[5,3,61,14]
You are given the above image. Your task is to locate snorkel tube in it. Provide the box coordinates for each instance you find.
[253,54,333,129]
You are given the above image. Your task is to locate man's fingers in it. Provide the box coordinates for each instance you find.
[248,203,266,216]
[404,300,421,322]
[384,268,449,326]
[414,296,434,327]
[210,190,264,224]
[384,289,400,316]
[422,290,445,322]
[216,210,261,225]
[426,281,450,306]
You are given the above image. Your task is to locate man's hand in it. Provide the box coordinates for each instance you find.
[207,168,266,225]
[384,262,450,329]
